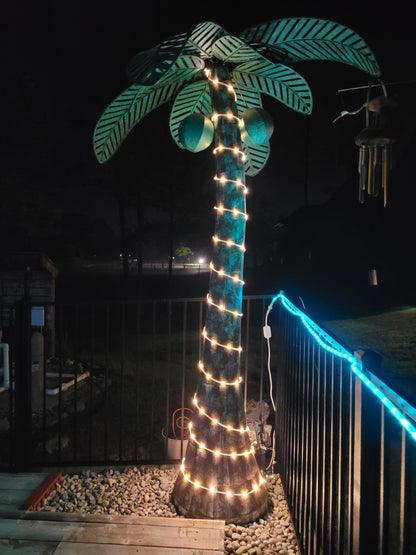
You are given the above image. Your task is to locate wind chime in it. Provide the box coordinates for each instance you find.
[335,80,399,207]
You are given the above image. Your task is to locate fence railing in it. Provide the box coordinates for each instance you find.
[0,293,415,554]
[0,295,275,470]
[268,293,416,555]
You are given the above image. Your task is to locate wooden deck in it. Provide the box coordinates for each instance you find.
[0,473,225,554]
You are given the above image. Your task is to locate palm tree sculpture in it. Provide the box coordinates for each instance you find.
[94,19,380,523]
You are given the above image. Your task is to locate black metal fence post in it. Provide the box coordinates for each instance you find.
[13,299,32,470]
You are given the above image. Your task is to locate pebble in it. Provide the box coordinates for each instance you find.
[40,466,300,554]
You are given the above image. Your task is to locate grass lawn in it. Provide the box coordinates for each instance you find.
[323,306,416,407]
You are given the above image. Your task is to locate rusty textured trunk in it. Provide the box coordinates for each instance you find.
[172,65,268,524]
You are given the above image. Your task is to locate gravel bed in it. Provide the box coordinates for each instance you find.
[40,465,301,554]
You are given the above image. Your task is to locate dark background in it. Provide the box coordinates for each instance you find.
[2,1,415,317]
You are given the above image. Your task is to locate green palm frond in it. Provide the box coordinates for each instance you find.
[169,80,212,148]
[243,140,270,176]
[234,85,263,114]
[95,55,204,163]
[126,30,191,85]
[183,21,228,58]
[239,18,381,76]
[233,60,313,114]
[211,35,262,63]
[94,82,180,163]
[156,55,205,84]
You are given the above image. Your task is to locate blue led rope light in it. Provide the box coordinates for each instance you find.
[269,292,416,442]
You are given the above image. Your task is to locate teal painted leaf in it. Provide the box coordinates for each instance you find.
[234,85,263,115]
[126,30,190,85]
[246,43,289,65]
[157,55,205,84]
[94,81,181,163]
[211,35,262,63]
[242,139,270,176]
[232,60,313,114]
[239,18,381,76]
[183,21,228,59]
[169,80,212,148]
[95,55,204,163]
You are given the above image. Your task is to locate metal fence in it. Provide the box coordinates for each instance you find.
[0,293,415,554]
[269,293,416,555]
[0,295,275,470]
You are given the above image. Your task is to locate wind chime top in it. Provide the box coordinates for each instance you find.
[93,19,381,175]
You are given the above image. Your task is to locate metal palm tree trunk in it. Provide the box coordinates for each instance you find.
[172,65,268,523]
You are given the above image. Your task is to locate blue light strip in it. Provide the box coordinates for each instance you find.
[270,292,416,442]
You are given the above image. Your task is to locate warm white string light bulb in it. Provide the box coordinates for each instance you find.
[214,174,248,194]
[180,459,266,497]
[211,112,244,127]
[214,204,248,220]
[209,262,244,284]
[190,429,254,458]
[204,69,237,100]
[206,294,243,317]
[202,327,242,352]
[192,398,249,433]
[213,144,246,161]
[212,235,245,252]
[198,360,242,387]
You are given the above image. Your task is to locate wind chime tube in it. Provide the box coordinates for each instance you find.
[358,146,368,203]
[367,147,373,195]
[372,145,381,197]
[382,144,392,207]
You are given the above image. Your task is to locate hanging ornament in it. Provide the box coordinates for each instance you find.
[334,80,399,207]
[241,108,274,146]
[335,80,398,207]
[178,113,214,152]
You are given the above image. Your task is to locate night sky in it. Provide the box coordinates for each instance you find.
[3,1,416,292]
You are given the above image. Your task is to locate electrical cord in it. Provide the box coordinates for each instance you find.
[262,297,278,471]
[261,294,307,472]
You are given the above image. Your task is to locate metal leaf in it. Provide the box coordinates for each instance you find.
[211,35,262,63]
[126,30,190,85]
[243,140,270,177]
[183,21,228,59]
[169,80,212,148]
[95,55,204,163]
[234,85,263,115]
[94,82,182,163]
[232,60,313,114]
[158,55,205,84]
[239,18,381,76]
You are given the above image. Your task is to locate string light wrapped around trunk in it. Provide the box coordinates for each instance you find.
[172,66,269,524]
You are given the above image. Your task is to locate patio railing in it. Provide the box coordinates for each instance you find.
[269,293,416,555]
[0,292,415,554]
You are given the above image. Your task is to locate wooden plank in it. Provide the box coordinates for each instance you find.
[0,490,36,506]
[0,518,224,551]
[5,511,224,529]
[0,472,224,553]
[0,538,220,555]
[0,538,59,554]
[55,541,222,554]
[0,473,50,490]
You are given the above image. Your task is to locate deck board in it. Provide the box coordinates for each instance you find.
[0,473,225,554]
